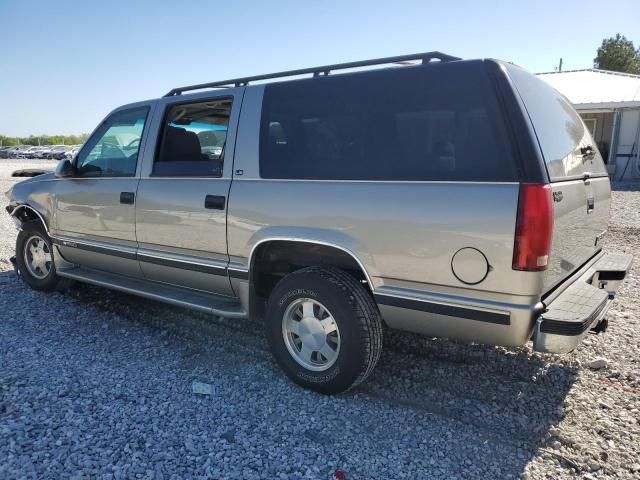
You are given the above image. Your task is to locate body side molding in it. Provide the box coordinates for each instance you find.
[52,235,243,278]
[374,293,511,325]
[51,236,136,260]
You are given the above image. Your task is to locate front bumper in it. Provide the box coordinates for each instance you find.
[533,252,632,353]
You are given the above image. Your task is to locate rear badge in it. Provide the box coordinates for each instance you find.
[553,191,563,203]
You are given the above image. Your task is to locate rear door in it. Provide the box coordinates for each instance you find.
[135,90,243,296]
[505,65,610,291]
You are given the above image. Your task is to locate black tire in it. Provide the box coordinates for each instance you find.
[265,266,383,394]
[15,222,62,292]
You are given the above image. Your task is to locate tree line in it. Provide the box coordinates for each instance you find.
[0,134,90,147]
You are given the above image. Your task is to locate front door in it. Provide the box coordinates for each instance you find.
[52,105,152,277]
[135,92,243,296]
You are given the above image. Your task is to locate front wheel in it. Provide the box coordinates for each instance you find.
[265,266,383,394]
[15,222,63,292]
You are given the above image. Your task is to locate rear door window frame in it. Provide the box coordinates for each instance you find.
[151,96,234,178]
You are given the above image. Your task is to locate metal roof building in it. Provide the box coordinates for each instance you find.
[537,69,640,181]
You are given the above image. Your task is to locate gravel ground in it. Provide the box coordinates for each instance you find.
[1,158,638,479]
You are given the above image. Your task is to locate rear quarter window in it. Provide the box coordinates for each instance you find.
[259,61,517,182]
[505,64,607,181]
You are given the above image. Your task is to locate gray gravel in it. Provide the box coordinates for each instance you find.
[1,158,639,479]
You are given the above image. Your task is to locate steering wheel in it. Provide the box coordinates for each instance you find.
[124,138,140,150]
[102,142,127,159]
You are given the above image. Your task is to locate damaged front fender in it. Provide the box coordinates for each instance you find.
[7,204,50,234]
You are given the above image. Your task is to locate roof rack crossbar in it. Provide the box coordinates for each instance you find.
[164,51,460,97]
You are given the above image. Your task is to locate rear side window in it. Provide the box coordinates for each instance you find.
[260,62,516,181]
[153,98,231,177]
[505,65,607,181]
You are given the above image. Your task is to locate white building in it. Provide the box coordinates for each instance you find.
[537,69,640,181]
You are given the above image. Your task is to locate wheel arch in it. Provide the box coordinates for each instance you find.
[9,204,50,234]
[246,238,375,320]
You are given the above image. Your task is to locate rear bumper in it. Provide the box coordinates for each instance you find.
[533,252,632,353]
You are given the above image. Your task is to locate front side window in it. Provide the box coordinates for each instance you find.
[76,107,149,177]
[153,98,232,177]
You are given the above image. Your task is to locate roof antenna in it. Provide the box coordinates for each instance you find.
[556,58,563,72]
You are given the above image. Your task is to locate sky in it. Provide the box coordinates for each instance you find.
[0,0,638,137]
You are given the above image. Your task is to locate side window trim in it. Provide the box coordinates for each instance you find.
[151,96,234,178]
[73,106,151,179]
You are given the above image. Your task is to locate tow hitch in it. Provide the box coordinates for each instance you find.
[591,317,609,334]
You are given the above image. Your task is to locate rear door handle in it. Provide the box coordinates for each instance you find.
[120,192,135,205]
[205,195,226,210]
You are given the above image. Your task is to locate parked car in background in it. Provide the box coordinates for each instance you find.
[47,146,70,160]
[46,147,59,159]
[32,146,53,158]
[63,146,80,160]
[32,147,47,159]
[0,146,14,158]
[16,146,40,158]
[4,145,28,158]
[0,145,77,159]
[6,52,632,394]
[26,147,44,159]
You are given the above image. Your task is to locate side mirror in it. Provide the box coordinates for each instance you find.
[55,159,74,178]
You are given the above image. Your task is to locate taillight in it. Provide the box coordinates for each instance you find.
[512,184,554,271]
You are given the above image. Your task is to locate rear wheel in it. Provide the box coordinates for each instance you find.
[15,222,63,292]
[265,266,383,394]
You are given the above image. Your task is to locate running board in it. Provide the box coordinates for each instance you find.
[57,267,247,319]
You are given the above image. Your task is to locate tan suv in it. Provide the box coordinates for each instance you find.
[6,52,632,394]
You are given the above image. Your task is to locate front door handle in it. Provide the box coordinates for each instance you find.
[120,192,135,205]
[205,195,226,210]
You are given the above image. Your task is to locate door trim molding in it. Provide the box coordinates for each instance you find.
[51,235,249,279]
[227,268,250,280]
[137,252,228,276]
[51,236,137,260]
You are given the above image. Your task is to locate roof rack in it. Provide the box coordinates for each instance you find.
[164,51,460,97]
